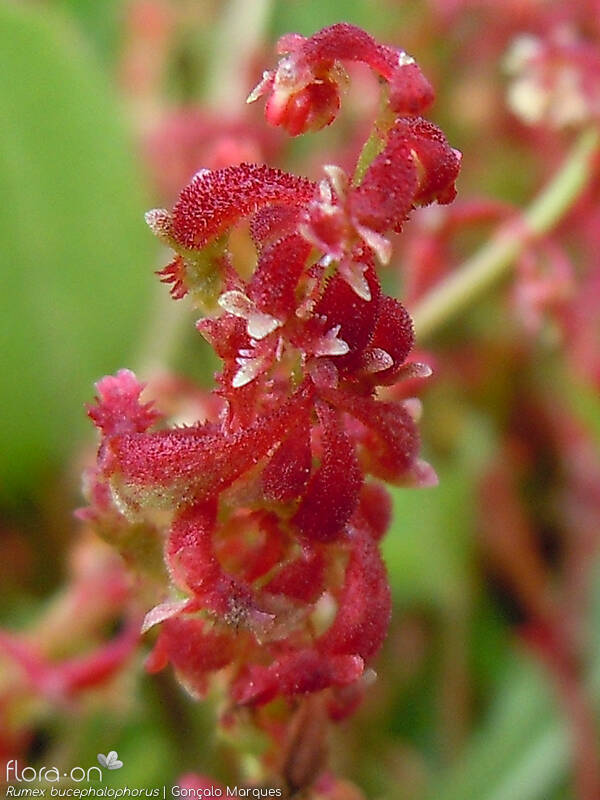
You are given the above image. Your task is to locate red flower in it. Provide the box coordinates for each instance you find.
[248,23,435,135]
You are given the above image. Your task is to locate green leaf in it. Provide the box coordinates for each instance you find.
[0,2,156,498]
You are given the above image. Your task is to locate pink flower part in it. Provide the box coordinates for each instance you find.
[232,648,364,706]
[166,500,250,615]
[351,118,460,238]
[292,403,362,542]
[285,24,434,114]
[198,312,249,362]
[318,528,391,661]
[166,504,318,631]
[87,369,162,436]
[300,164,399,267]
[250,204,303,247]
[264,72,343,137]
[312,260,381,373]
[171,163,315,250]
[102,381,314,503]
[249,234,312,319]
[323,391,419,482]
[351,482,393,541]
[86,21,461,725]
[398,118,462,206]
[146,616,235,697]
[370,296,414,363]
[156,255,187,300]
[299,121,460,266]
[350,129,418,235]
[300,181,350,261]
[262,418,312,502]
[249,23,434,135]
[362,296,414,384]
[217,511,285,585]
[264,549,326,603]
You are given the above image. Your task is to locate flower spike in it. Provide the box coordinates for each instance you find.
[85,22,460,791]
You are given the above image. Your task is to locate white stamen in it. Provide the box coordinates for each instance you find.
[319,178,333,204]
[232,355,266,388]
[308,358,338,389]
[247,312,281,340]
[314,325,349,357]
[362,668,378,687]
[219,289,253,317]
[412,458,439,488]
[362,348,394,373]
[339,259,372,301]
[403,397,423,422]
[247,70,272,103]
[218,290,281,340]
[395,361,434,381]
[398,51,416,67]
[323,164,348,198]
[356,224,393,265]
[142,600,189,633]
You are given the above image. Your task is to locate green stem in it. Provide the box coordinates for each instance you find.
[411,127,600,341]
[352,90,394,186]
[353,122,386,186]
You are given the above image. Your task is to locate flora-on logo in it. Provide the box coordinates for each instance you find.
[97,751,123,770]
[6,759,102,784]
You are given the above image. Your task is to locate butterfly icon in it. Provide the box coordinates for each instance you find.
[97,751,123,770]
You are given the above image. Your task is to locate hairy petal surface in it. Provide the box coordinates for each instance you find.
[171,164,315,250]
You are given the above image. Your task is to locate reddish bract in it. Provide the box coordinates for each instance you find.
[171,163,315,250]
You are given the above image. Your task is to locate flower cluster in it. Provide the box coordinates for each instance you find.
[247,23,435,135]
[84,22,459,789]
